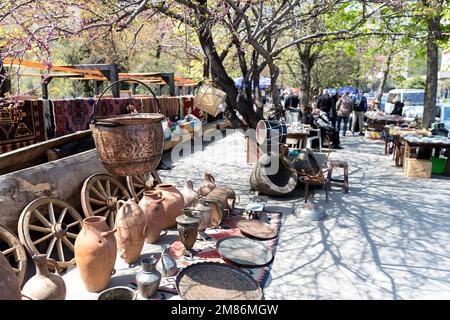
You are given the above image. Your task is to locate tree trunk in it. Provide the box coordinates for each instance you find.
[298,44,316,111]
[375,50,393,104]
[422,12,441,129]
[0,62,11,98]
[196,22,261,128]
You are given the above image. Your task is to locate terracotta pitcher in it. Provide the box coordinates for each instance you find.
[115,198,146,264]
[155,184,184,229]
[0,252,21,300]
[21,254,66,300]
[197,171,216,196]
[74,216,117,292]
[138,191,165,244]
[180,180,198,208]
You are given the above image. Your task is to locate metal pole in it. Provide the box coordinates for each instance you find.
[109,64,120,97]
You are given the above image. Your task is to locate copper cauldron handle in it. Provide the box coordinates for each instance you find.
[89,78,163,123]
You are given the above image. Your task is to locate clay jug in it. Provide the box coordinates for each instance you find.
[180,180,199,208]
[115,198,146,264]
[138,191,165,244]
[155,184,184,229]
[74,216,117,292]
[136,256,161,299]
[192,199,213,230]
[156,245,177,277]
[0,252,21,300]
[197,171,216,196]
[21,254,66,300]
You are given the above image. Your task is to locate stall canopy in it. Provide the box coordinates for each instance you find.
[234,77,272,89]
[2,58,198,97]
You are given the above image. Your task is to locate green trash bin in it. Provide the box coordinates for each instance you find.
[431,157,447,174]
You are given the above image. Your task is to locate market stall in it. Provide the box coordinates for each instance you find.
[365,110,414,140]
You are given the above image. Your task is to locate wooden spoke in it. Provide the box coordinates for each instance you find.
[106,179,111,196]
[96,180,108,198]
[2,247,15,256]
[135,175,145,185]
[127,171,162,201]
[29,224,52,233]
[67,221,80,228]
[58,207,68,224]
[136,188,145,197]
[93,206,108,215]
[33,209,52,228]
[112,185,119,197]
[133,182,145,188]
[89,197,106,206]
[34,233,54,245]
[57,239,65,262]
[46,237,57,256]
[90,186,106,201]
[62,237,74,251]
[0,224,27,286]
[48,202,56,224]
[66,232,78,239]
[81,174,130,226]
[18,197,82,271]
[108,211,115,228]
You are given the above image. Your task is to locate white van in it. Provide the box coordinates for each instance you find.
[385,89,425,118]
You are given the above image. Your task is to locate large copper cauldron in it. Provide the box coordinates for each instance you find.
[90,79,164,177]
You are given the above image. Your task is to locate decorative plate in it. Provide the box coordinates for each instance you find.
[236,220,278,240]
[176,262,263,300]
[216,236,273,267]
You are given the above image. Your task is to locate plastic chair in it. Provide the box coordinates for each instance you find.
[306,128,322,152]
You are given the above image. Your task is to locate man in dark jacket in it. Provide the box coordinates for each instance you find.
[351,91,367,135]
[316,89,334,118]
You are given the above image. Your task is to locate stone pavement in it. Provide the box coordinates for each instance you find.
[159,131,450,300]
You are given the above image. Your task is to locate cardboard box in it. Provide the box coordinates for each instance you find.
[404,158,432,178]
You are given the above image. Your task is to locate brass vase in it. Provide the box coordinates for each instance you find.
[175,209,199,258]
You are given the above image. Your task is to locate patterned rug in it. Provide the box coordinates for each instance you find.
[0,100,46,153]
[142,208,282,300]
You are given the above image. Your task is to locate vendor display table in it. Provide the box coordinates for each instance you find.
[285,132,309,149]
[402,138,450,176]
[62,209,282,300]
[384,127,431,166]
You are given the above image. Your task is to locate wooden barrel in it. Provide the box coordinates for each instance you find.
[256,120,287,145]
[90,113,164,177]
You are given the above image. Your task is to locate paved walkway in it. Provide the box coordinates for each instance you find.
[160,131,450,300]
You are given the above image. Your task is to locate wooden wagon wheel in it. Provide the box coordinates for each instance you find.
[126,171,162,201]
[0,224,27,286]
[81,173,131,228]
[18,198,83,270]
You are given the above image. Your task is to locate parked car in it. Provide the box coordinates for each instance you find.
[385,89,425,118]
[437,102,450,130]
[379,93,388,111]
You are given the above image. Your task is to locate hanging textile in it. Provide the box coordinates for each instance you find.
[0,100,46,153]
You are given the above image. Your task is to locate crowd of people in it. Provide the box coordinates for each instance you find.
[280,87,369,149]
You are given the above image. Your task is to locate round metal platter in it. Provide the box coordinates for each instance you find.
[216,236,273,267]
[176,262,263,300]
[236,219,278,240]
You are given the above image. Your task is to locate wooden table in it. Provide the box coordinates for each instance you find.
[384,127,431,166]
[402,138,450,176]
[285,132,309,149]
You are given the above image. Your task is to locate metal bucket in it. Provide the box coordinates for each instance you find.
[90,79,165,177]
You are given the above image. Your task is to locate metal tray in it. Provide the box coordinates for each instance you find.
[236,219,278,240]
[176,262,263,300]
[216,236,273,267]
